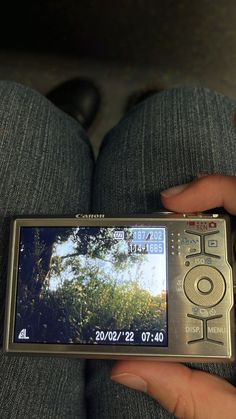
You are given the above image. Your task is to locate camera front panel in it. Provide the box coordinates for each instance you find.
[3,214,234,362]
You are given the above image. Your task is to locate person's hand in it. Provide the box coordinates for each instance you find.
[111,175,236,419]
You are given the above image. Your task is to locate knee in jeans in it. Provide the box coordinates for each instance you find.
[0,81,52,122]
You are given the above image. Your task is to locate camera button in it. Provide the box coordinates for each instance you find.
[184,266,226,307]
[206,316,225,345]
[197,277,213,295]
[204,232,222,258]
[185,317,204,343]
[181,231,201,256]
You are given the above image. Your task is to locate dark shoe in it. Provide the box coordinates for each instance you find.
[47,78,101,129]
[125,87,164,113]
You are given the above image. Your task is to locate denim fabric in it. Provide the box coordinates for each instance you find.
[0,83,236,419]
[89,87,236,418]
[93,87,236,214]
[0,81,94,418]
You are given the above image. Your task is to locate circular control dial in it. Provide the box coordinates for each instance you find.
[184,266,226,307]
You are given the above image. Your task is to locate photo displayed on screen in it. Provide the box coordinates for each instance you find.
[14,226,167,346]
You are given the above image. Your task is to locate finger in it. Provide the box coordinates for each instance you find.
[160,175,236,215]
[111,361,236,419]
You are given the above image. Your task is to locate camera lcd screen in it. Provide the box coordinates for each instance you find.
[14,226,168,346]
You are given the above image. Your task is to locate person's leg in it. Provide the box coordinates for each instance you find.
[0,81,94,418]
[88,87,236,418]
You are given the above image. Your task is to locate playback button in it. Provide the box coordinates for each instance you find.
[204,232,221,258]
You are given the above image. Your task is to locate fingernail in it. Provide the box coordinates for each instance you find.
[111,373,147,393]
[161,183,189,198]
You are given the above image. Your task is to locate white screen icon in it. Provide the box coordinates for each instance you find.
[18,329,29,339]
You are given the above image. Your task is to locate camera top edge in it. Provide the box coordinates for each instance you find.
[9,211,228,221]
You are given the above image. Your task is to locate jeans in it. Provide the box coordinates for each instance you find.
[0,82,235,418]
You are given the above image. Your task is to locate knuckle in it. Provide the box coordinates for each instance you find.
[172,393,190,418]
[172,393,196,419]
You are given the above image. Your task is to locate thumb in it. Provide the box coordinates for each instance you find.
[160,175,236,215]
[111,361,236,419]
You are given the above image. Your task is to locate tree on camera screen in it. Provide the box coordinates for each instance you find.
[15,226,167,346]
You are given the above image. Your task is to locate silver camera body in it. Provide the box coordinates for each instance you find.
[3,213,235,362]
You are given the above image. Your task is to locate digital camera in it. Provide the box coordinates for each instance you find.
[3,213,235,362]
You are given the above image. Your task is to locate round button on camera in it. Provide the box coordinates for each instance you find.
[184,266,226,307]
[197,277,213,295]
